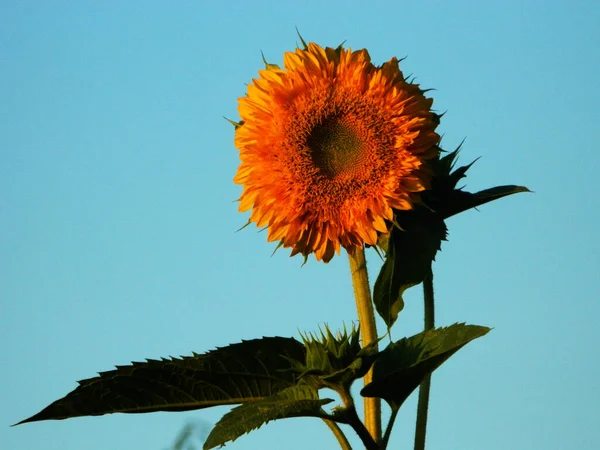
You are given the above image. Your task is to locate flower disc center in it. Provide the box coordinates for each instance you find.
[308,119,368,179]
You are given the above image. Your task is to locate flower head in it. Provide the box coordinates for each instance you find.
[234,42,440,262]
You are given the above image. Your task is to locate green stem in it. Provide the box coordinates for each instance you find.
[348,247,381,442]
[333,388,378,450]
[344,403,379,450]
[414,269,435,450]
[381,405,400,450]
[322,418,353,450]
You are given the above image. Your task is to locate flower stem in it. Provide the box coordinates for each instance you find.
[348,247,381,442]
[333,387,378,450]
[381,405,400,450]
[322,419,353,450]
[345,405,379,450]
[414,269,435,450]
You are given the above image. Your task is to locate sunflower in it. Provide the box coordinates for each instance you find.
[234,42,440,262]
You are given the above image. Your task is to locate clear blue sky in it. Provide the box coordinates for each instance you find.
[2,1,599,449]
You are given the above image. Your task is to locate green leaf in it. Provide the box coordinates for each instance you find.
[421,144,530,220]
[203,385,332,450]
[16,337,305,425]
[373,144,529,329]
[373,208,447,329]
[361,324,490,407]
[436,185,531,219]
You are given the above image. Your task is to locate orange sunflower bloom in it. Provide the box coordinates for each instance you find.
[234,42,440,262]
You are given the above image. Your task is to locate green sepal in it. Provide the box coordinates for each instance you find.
[270,240,285,257]
[334,40,347,57]
[235,219,253,232]
[320,341,380,387]
[203,385,332,450]
[293,325,360,377]
[260,51,281,71]
[287,325,379,389]
[361,324,490,407]
[224,117,243,129]
[15,337,305,425]
[295,28,308,50]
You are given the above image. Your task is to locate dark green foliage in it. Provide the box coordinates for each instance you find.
[16,337,305,425]
[422,148,530,220]
[361,324,490,407]
[374,147,530,328]
[431,184,531,220]
[15,320,494,449]
[287,325,380,389]
[203,385,332,449]
[373,208,447,329]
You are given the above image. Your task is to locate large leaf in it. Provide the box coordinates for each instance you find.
[373,208,447,329]
[433,185,531,220]
[373,146,529,329]
[361,324,490,406]
[203,385,332,450]
[16,337,305,425]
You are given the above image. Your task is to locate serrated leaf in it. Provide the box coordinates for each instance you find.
[16,337,305,425]
[203,385,332,450]
[361,324,490,406]
[373,208,447,329]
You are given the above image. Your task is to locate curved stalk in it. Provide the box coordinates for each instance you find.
[331,386,378,450]
[348,247,381,442]
[414,269,435,450]
[322,418,353,450]
[344,405,379,450]
[381,405,400,450]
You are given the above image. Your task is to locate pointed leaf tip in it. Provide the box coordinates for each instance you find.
[441,185,531,219]
[295,27,308,50]
[260,51,280,71]
[361,324,490,407]
[224,117,243,129]
[16,337,305,425]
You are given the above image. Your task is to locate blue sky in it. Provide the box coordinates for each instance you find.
[2,1,599,449]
